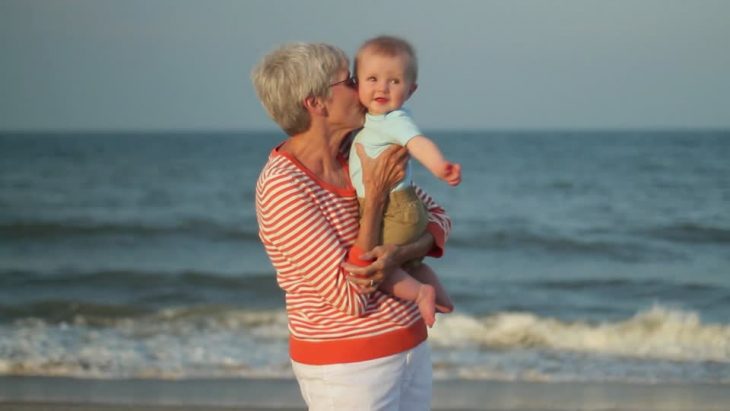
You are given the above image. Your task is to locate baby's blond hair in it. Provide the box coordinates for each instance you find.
[355,35,418,83]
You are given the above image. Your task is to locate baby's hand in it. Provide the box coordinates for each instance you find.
[440,162,461,186]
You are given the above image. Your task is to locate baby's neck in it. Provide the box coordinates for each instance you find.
[367,108,401,116]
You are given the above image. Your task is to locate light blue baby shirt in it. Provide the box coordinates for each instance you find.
[348,109,422,198]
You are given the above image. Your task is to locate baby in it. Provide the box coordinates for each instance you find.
[348,35,460,326]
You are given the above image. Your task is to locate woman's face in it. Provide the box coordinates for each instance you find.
[324,67,364,133]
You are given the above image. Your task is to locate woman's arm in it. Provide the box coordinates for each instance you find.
[344,185,451,288]
[415,185,451,257]
[257,174,369,317]
[256,144,408,316]
[346,143,408,276]
[350,143,408,255]
[344,230,434,288]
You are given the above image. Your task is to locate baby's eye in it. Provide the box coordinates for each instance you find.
[389,79,400,85]
[367,76,377,82]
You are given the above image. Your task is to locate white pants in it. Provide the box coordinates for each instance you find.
[291,341,432,411]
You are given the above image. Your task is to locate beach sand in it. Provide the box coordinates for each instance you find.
[1,377,729,411]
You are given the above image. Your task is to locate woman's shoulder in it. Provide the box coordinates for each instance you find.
[259,149,294,177]
[257,152,306,196]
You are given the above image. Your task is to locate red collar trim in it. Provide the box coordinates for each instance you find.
[272,142,356,197]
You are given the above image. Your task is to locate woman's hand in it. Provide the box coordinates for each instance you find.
[343,244,401,294]
[356,143,408,201]
[348,142,408,294]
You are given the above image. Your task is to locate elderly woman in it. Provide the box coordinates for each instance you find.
[252,43,451,410]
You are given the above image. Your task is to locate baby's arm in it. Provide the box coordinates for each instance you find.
[406,135,461,186]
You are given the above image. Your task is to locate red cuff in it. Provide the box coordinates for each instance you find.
[348,223,445,270]
[347,245,372,268]
[426,222,445,258]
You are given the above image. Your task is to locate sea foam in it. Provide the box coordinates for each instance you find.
[429,304,730,362]
[0,304,728,381]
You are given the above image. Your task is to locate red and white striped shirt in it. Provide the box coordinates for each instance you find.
[255,143,451,365]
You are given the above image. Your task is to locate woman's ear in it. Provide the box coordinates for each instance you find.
[303,96,327,116]
[303,96,318,112]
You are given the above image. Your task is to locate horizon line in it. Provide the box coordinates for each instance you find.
[2,126,729,135]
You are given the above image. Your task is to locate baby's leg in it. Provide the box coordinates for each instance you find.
[379,268,436,327]
[407,263,454,313]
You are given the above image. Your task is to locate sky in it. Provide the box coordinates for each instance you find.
[1,0,728,132]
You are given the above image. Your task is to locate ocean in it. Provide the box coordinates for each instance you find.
[1,130,728,384]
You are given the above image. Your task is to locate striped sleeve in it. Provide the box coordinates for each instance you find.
[256,167,369,317]
[414,185,451,258]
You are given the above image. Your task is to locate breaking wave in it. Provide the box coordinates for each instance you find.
[0,304,728,380]
[430,305,730,363]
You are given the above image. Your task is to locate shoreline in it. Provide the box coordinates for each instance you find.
[2,377,729,410]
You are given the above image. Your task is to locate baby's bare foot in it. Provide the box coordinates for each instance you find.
[436,303,454,314]
[435,289,454,313]
[416,284,437,327]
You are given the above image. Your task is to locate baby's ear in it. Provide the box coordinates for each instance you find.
[408,83,418,97]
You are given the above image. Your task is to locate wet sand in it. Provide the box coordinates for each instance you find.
[1,376,729,410]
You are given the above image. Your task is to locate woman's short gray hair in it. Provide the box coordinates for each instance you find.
[251,43,348,136]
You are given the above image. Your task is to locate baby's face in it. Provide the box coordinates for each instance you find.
[356,49,415,115]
